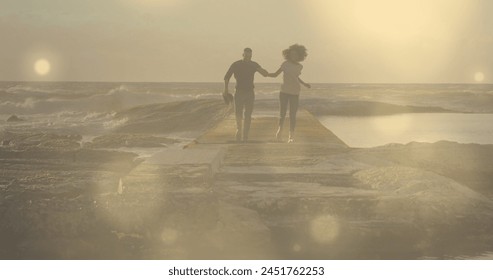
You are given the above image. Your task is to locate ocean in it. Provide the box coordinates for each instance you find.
[2,82,493,147]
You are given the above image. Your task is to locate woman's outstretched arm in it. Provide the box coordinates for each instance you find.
[267,67,283,78]
[298,77,311,88]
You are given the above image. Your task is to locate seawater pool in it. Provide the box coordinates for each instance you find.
[319,113,493,148]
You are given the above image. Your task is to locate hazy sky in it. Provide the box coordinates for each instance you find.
[1,0,493,83]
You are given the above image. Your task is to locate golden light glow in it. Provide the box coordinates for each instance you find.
[350,0,433,44]
[310,215,340,244]
[34,59,51,75]
[474,72,485,82]
[307,0,477,81]
[310,0,473,42]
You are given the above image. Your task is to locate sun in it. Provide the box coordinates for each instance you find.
[34,59,51,75]
[474,72,485,82]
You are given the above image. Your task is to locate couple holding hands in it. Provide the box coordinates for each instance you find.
[223,44,310,143]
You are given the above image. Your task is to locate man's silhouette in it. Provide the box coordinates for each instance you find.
[224,48,268,142]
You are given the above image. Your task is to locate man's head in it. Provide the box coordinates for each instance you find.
[243,48,252,61]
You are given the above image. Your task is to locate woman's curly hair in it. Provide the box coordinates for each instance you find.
[282,44,308,62]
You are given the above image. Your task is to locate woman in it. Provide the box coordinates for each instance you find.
[268,44,311,143]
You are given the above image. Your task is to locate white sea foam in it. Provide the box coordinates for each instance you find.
[0,98,37,109]
[103,117,128,129]
[6,84,64,95]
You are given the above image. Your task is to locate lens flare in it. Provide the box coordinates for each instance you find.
[34,59,51,75]
[292,243,302,252]
[161,228,179,245]
[474,72,485,82]
[310,215,340,244]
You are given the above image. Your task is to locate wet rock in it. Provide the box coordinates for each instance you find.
[6,115,25,122]
[353,166,493,248]
[114,99,231,134]
[85,134,178,149]
[351,141,493,193]
[0,130,82,150]
[2,140,12,146]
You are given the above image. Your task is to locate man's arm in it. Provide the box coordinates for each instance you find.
[298,77,311,89]
[256,67,269,77]
[224,64,234,94]
[224,77,230,94]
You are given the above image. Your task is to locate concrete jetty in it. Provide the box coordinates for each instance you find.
[195,109,348,145]
[117,109,493,259]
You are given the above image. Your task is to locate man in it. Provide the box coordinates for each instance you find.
[224,48,269,142]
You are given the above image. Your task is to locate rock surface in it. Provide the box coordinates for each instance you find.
[6,115,25,122]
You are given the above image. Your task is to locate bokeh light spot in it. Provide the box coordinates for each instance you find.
[34,59,51,75]
[474,72,485,82]
[310,215,340,244]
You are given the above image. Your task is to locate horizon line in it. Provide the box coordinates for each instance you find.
[0,80,491,85]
